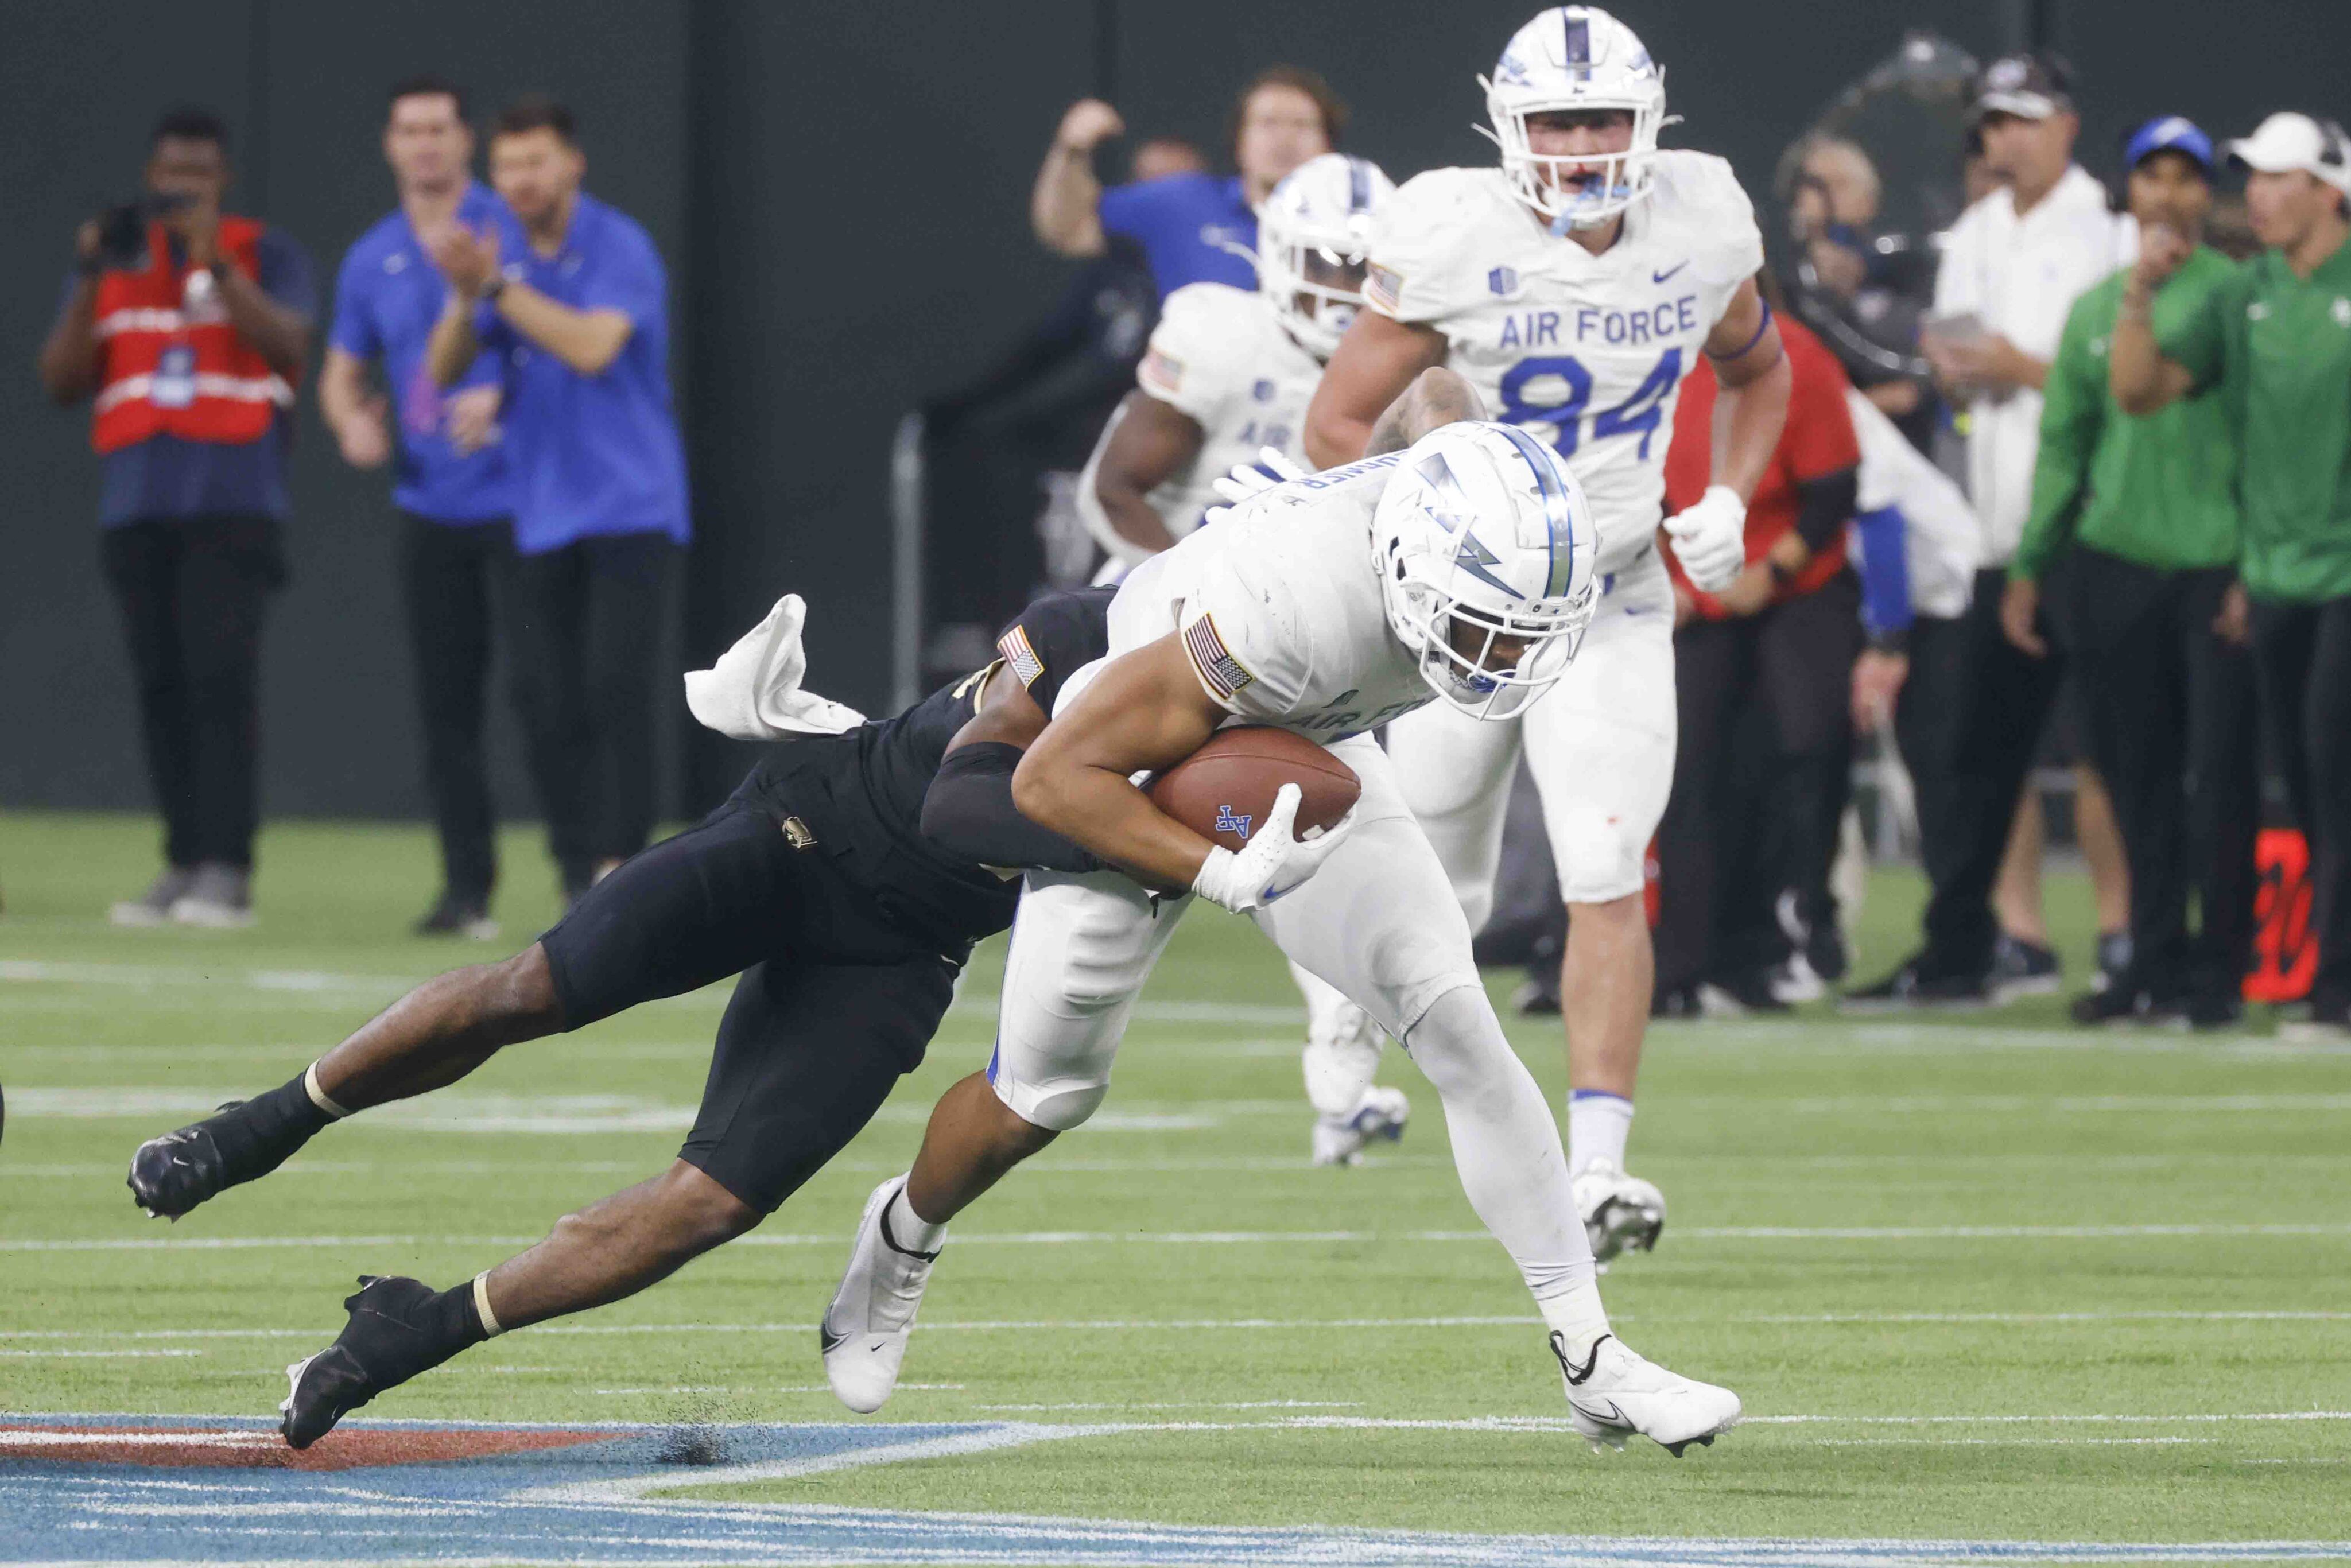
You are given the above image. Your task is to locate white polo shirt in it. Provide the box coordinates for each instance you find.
[1932,165,2136,566]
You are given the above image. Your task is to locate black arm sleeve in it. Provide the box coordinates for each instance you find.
[922,742,1102,874]
[1793,465,1860,555]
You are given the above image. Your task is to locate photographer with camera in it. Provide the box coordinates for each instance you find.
[38,107,316,928]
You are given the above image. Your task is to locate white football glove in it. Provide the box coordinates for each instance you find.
[1190,782,1355,914]
[1208,447,1309,507]
[1664,484,1748,592]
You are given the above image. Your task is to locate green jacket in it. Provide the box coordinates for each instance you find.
[2014,249,2240,584]
[2161,234,2351,603]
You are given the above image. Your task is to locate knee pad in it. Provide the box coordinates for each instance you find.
[1553,804,1646,905]
[986,1052,1109,1133]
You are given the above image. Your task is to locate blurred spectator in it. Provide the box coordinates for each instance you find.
[1784,134,1940,449]
[426,96,688,899]
[2005,117,2255,1028]
[1030,67,1344,296]
[1655,310,1863,1015]
[1853,53,2135,1007]
[321,77,523,940]
[2113,111,2351,1041]
[38,107,315,929]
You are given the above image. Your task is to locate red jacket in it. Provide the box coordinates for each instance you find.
[1663,315,1859,619]
[90,217,290,455]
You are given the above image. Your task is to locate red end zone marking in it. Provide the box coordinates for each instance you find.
[0,1423,612,1470]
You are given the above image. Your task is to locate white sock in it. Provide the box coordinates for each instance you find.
[888,1181,948,1253]
[1403,986,1597,1301]
[1536,1278,1612,1353]
[1567,1090,1634,1173]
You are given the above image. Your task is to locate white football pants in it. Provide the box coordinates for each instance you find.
[1386,550,1679,921]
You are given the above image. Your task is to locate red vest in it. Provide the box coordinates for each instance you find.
[90,217,290,455]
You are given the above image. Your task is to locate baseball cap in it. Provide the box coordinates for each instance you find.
[2225,112,2351,196]
[2125,115,2214,174]
[1970,53,2075,124]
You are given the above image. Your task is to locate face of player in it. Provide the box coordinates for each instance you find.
[1523,109,1635,208]
[1977,110,2075,200]
[490,127,584,231]
[385,92,472,195]
[2244,168,2341,253]
[1444,614,1534,677]
[145,136,228,234]
[1236,84,1329,197]
[2127,151,2210,239]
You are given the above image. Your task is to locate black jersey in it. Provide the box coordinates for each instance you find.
[740,586,1112,953]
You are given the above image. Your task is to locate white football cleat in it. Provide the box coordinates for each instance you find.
[1552,1330,1741,1456]
[820,1177,940,1414]
[1572,1158,1666,1264]
[1310,1085,1411,1167]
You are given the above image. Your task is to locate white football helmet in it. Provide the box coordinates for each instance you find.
[1374,422,1601,720]
[1481,6,1676,231]
[1256,153,1395,358]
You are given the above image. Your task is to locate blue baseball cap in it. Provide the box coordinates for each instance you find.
[2126,115,2214,174]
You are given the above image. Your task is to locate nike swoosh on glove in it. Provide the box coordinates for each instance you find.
[1663,484,1748,593]
[1190,782,1356,914]
[1202,447,1310,527]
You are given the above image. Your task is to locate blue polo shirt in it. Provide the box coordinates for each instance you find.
[479,190,689,555]
[1099,172,1258,296]
[61,227,317,526]
[329,183,514,523]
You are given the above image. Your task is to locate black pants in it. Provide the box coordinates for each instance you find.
[99,515,285,870]
[510,534,678,887]
[400,514,520,905]
[2070,550,2259,1002]
[1656,572,1861,992]
[1894,612,1968,904]
[540,788,959,1212]
[2248,595,2351,1014]
[1918,564,2069,978]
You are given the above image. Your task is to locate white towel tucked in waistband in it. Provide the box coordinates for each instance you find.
[683,593,867,740]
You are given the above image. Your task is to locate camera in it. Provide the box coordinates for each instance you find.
[93,191,196,271]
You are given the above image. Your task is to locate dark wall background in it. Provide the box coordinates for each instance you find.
[7,0,2348,823]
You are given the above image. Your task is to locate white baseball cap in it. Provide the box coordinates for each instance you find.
[2226,112,2351,196]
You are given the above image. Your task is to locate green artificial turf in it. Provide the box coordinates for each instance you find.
[2,810,2346,1551]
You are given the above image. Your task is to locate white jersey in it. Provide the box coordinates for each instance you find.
[1080,283,1324,562]
[1364,152,1763,575]
[1108,451,1430,742]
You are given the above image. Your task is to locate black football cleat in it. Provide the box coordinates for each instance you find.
[281,1276,468,1449]
[126,1116,236,1219]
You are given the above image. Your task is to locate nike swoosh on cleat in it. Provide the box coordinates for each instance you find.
[1653,262,1689,284]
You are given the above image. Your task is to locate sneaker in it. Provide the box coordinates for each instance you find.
[110,867,195,927]
[1572,1157,1665,1264]
[1514,961,1563,1016]
[169,863,254,929]
[1697,969,1790,1016]
[1551,1330,1741,1456]
[2182,991,2244,1031]
[2093,932,2134,996]
[414,894,500,941]
[1311,1085,1410,1167]
[1989,935,2061,1002]
[1651,984,1705,1020]
[280,1276,464,1449]
[1768,952,1826,1005]
[2069,984,2159,1027]
[1775,889,1849,985]
[821,1178,941,1414]
[1841,956,1991,1012]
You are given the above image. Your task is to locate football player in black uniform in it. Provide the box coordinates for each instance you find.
[124,587,1114,1449]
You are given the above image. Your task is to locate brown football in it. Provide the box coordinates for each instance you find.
[1148,728,1361,853]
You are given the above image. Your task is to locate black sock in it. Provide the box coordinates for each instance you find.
[422,1279,492,1351]
[340,1276,492,1393]
[205,1073,336,1186]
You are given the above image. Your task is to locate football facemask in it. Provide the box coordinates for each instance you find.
[1481,6,1676,232]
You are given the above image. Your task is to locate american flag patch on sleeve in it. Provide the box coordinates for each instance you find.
[1182,612,1255,702]
[996,624,1046,689]
[1364,263,1404,314]
[1139,348,1185,394]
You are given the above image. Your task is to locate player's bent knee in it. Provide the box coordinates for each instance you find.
[653,1162,762,1250]
[1554,806,1648,906]
[489,945,565,1037]
[988,1066,1107,1134]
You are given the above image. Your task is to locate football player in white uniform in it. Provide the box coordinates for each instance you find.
[1078,152,1413,1167]
[1302,5,1790,1264]
[821,377,1744,1457]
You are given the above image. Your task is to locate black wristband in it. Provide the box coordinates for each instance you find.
[481,273,508,305]
[1867,628,1910,655]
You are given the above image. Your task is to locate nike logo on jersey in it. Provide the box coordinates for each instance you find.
[1652,262,1689,284]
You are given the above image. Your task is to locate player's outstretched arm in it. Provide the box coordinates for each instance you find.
[1094,392,1204,554]
[1302,311,1447,467]
[921,662,1101,874]
[1364,366,1488,457]
[1010,635,1225,892]
[1702,277,1793,502]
